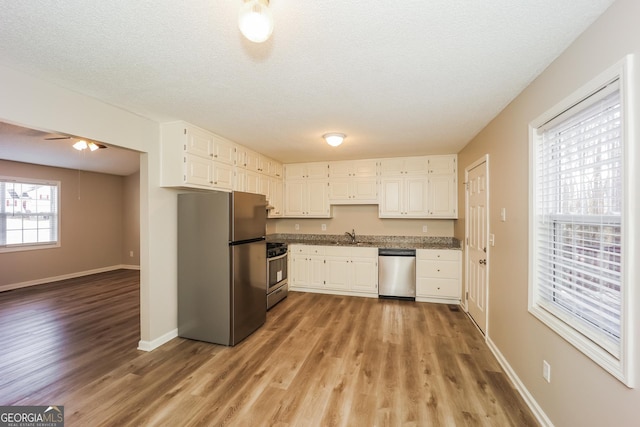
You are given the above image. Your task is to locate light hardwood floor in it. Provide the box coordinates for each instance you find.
[0,270,538,426]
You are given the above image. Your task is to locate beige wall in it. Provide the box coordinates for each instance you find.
[122,170,140,265]
[270,205,454,237]
[0,62,168,347]
[455,0,639,425]
[0,160,140,289]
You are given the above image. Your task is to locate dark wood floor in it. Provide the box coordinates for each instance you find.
[0,270,538,426]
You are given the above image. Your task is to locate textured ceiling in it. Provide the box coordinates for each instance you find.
[0,0,615,167]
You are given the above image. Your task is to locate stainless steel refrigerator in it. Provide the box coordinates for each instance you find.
[178,191,267,346]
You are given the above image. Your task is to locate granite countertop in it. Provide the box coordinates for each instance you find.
[267,233,462,250]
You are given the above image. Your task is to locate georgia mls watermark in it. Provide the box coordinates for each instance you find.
[0,406,64,427]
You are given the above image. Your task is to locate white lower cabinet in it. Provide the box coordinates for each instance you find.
[289,245,378,296]
[416,249,462,304]
[290,245,325,288]
[350,254,379,293]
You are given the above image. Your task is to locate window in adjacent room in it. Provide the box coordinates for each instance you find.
[0,177,60,252]
[529,56,635,387]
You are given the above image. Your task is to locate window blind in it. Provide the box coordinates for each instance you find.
[534,83,623,357]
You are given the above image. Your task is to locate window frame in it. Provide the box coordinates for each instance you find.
[0,176,61,253]
[528,56,636,387]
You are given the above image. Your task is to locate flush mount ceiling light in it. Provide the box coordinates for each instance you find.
[323,133,346,147]
[238,0,274,43]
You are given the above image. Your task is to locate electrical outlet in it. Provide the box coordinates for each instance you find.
[422,225,428,233]
[321,224,327,231]
[542,360,551,383]
[294,223,300,231]
[129,251,134,258]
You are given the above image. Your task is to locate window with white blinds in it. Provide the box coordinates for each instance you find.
[0,177,60,252]
[529,58,634,387]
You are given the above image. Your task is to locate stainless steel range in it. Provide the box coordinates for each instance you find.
[266,242,288,310]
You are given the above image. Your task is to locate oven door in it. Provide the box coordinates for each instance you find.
[267,253,288,293]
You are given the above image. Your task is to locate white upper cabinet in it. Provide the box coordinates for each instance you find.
[160,121,281,197]
[285,162,329,180]
[284,178,330,217]
[184,126,214,158]
[380,156,428,176]
[284,163,330,217]
[428,175,457,217]
[427,155,457,218]
[427,155,456,174]
[378,156,429,217]
[162,121,455,216]
[212,162,234,191]
[329,159,377,178]
[379,175,429,217]
[328,160,378,204]
[237,146,260,171]
[212,136,236,165]
[378,154,457,218]
[183,152,213,187]
[161,121,234,191]
[267,177,283,218]
[272,162,283,178]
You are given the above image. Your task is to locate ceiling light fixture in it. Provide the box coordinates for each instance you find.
[72,140,102,151]
[323,133,346,147]
[238,0,274,43]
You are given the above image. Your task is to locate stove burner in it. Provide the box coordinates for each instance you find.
[267,242,287,258]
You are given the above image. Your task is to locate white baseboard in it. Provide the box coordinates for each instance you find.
[486,337,554,427]
[416,296,461,305]
[0,264,141,293]
[289,287,378,299]
[138,329,178,352]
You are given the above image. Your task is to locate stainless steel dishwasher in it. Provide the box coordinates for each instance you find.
[378,248,416,299]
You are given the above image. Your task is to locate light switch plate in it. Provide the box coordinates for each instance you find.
[500,208,507,222]
[543,360,551,383]
[489,234,495,246]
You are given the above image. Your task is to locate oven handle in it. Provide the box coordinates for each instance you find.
[268,253,288,262]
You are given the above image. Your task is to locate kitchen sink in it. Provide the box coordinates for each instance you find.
[328,241,366,246]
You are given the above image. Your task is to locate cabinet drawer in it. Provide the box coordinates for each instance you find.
[308,246,325,256]
[290,245,306,254]
[417,249,460,261]
[417,260,459,279]
[324,245,354,257]
[417,278,460,298]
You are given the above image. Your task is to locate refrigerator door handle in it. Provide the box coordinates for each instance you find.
[230,236,266,246]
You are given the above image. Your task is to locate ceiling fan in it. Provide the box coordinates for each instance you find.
[45,135,107,151]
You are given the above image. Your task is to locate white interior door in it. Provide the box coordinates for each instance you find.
[466,158,488,334]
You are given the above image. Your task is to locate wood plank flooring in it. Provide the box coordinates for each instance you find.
[0,270,538,426]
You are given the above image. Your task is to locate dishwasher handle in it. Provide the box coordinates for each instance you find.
[378,248,416,257]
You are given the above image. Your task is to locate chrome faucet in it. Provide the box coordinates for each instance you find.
[345,229,356,243]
